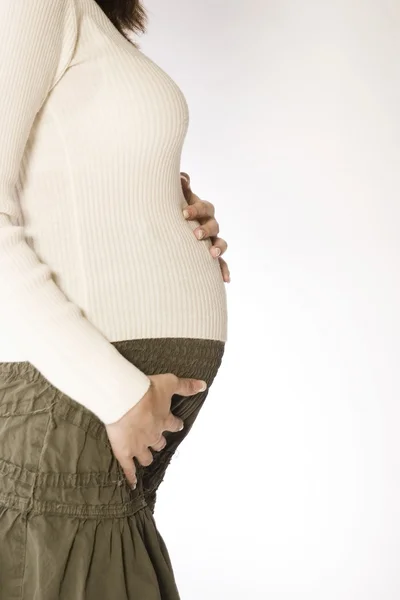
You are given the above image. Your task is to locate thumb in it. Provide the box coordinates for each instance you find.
[174,377,207,397]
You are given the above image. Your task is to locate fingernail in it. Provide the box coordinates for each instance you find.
[213,248,221,257]
[183,209,190,219]
[131,483,137,490]
[197,230,205,239]
[199,381,207,392]
[179,423,184,431]
[180,174,190,186]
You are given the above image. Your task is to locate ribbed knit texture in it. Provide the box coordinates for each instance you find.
[0,0,228,424]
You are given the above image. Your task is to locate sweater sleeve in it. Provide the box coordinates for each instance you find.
[0,0,151,424]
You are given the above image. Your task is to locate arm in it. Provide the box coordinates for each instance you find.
[0,0,151,424]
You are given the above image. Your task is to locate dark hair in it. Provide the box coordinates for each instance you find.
[94,0,148,46]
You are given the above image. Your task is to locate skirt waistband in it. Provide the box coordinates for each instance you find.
[0,337,225,518]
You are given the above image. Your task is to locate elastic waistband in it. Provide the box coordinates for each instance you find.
[0,336,225,384]
[0,488,147,519]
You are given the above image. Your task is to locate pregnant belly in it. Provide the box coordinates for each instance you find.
[40,210,228,343]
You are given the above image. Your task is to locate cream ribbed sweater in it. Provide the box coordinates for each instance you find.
[0,0,228,424]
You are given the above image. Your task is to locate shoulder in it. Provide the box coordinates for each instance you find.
[0,0,78,96]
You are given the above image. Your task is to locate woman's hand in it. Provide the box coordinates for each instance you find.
[180,172,231,283]
[105,373,207,489]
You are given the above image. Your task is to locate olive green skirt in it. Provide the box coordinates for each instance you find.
[0,337,225,600]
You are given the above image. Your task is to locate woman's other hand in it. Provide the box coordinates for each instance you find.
[180,172,230,283]
[105,373,207,489]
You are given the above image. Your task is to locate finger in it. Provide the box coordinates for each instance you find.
[180,174,193,202]
[151,435,167,452]
[181,185,193,203]
[183,198,215,219]
[180,172,191,188]
[219,257,231,282]
[209,237,228,258]
[194,218,219,240]
[164,412,185,433]
[161,375,207,405]
[172,377,208,397]
[118,455,137,489]
[136,447,154,467]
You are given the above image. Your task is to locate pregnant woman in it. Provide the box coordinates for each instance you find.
[0,1,230,598]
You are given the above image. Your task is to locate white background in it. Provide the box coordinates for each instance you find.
[141,1,400,598]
